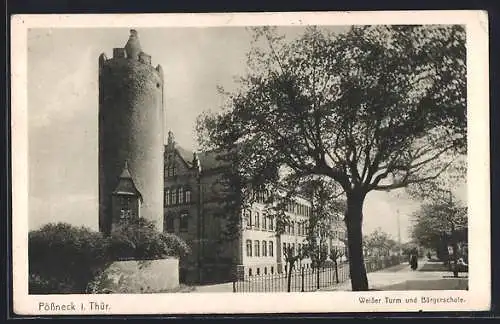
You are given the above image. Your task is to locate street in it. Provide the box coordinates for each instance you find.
[192,259,468,293]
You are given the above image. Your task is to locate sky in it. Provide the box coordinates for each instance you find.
[27,26,466,242]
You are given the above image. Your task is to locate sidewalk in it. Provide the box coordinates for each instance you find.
[321,259,468,291]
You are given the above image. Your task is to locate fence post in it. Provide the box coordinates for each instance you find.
[301,267,305,292]
[316,267,320,290]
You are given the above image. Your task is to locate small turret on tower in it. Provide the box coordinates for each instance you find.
[125,29,143,60]
[110,161,143,232]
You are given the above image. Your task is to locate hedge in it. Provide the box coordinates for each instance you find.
[29,219,190,294]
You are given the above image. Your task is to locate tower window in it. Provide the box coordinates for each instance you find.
[120,209,132,221]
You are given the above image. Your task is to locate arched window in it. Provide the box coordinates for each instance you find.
[256,268,260,276]
[271,266,274,274]
[254,212,260,229]
[248,268,252,277]
[246,210,252,228]
[269,241,274,257]
[264,267,267,275]
[254,240,260,257]
[246,240,252,257]
[268,216,274,231]
[262,213,267,229]
[185,188,191,203]
[262,240,267,257]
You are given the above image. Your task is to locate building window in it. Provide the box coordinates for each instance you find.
[268,216,274,231]
[165,216,174,232]
[178,187,184,204]
[248,268,252,277]
[292,243,295,254]
[180,213,188,232]
[254,212,260,229]
[246,210,252,228]
[262,214,267,229]
[269,241,274,257]
[185,189,191,203]
[173,189,178,205]
[264,267,267,275]
[283,243,286,257]
[254,240,260,257]
[246,240,252,257]
[256,268,260,276]
[262,240,267,257]
[291,221,295,235]
[165,189,170,206]
[271,266,274,274]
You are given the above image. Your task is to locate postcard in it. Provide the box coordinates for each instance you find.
[11,10,490,315]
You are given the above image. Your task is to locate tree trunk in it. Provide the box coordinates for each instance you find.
[287,262,293,292]
[345,190,369,291]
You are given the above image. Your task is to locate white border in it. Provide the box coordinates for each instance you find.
[11,10,490,315]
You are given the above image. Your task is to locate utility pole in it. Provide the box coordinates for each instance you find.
[396,208,402,256]
[448,190,459,278]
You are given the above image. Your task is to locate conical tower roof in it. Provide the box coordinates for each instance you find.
[113,161,143,201]
[124,29,142,60]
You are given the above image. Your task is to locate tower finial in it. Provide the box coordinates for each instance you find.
[125,28,142,60]
[168,130,175,145]
[120,160,132,179]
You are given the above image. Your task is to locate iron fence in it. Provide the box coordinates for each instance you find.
[232,255,404,292]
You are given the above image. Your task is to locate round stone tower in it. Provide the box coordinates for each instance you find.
[98,29,164,234]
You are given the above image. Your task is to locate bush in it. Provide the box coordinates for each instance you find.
[29,219,190,294]
[29,223,112,294]
[109,218,190,260]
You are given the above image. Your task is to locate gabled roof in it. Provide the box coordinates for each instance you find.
[168,144,230,171]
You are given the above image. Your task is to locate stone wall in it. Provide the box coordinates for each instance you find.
[96,258,179,293]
